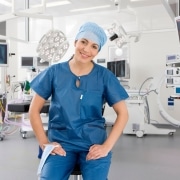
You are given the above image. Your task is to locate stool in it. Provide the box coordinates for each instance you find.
[71,164,81,180]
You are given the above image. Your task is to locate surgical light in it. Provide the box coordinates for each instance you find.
[115,35,127,48]
[109,33,119,41]
[107,22,128,47]
[36,29,69,63]
[115,48,123,56]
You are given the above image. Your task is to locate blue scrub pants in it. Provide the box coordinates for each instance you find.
[40,150,112,180]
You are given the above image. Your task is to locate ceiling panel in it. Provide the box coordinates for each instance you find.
[0,0,178,32]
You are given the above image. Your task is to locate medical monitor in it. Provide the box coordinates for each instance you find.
[35,57,49,69]
[107,60,130,79]
[0,43,8,67]
[174,86,180,95]
[21,56,34,68]
[175,16,180,44]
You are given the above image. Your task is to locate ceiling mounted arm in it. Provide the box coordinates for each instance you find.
[0,0,53,43]
[0,0,52,22]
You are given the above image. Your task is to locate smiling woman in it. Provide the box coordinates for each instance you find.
[29,21,129,180]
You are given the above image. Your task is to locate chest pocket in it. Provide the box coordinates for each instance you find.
[80,91,103,119]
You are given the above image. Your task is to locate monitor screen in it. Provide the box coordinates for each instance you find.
[21,57,34,68]
[0,43,8,67]
[107,60,130,79]
[175,16,180,43]
[116,60,126,77]
[175,86,180,95]
[107,61,116,75]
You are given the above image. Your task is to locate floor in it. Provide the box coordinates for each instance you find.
[0,124,180,180]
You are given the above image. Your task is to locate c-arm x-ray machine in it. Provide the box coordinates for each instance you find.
[121,54,180,137]
[104,69,178,138]
[123,88,176,138]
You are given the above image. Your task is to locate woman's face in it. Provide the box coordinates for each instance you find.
[74,38,99,64]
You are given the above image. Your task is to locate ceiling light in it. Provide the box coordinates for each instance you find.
[115,35,127,48]
[37,30,69,62]
[130,0,148,1]
[70,5,111,12]
[46,1,70,7]
[115,48,123,57]
[0,0,11,7]
[32,1,70,8]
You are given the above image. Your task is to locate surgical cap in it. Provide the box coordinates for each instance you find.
[75,22,107,51]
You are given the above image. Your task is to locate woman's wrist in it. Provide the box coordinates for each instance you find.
[40,141,50,150]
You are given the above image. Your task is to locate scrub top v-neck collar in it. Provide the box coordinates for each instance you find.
[67,59,96,79]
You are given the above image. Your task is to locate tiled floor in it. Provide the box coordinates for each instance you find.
[0,125,180,180]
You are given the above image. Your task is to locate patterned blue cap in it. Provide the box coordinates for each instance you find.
[75,22,107,51]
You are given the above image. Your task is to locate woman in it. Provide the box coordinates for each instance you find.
[29,22,129,180]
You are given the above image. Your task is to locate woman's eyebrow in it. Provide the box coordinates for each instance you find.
[81,38,99,46]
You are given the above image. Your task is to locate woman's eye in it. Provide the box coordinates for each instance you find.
[81,40,86,44]
[93,45,98,50]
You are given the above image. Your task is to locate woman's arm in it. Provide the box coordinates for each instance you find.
[103,100,128,151]
[29,93,66,156]
[29,94,49,148]
[86,100,128,160]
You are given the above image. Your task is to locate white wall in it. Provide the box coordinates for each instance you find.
[129,30,180,124]
[5,11,180,125]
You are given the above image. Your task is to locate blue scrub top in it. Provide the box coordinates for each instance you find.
[30,60,129,151]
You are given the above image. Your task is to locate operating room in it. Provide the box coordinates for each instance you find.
[0,0,180,180]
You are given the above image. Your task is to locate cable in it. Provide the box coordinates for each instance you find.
[138,77,156,125]
[138,77,154,96]
[0,98,32,139]
[0,98,20,137]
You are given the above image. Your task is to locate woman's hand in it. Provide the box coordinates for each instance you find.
[42,142,66,156]
[86,144,109,160]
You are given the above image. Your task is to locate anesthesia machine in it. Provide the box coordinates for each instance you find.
[0,29,69,141]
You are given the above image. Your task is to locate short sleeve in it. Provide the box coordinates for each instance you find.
[104,72,129,107]
[30,67,54,100]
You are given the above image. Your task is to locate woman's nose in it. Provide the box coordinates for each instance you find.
[83,45,91,52]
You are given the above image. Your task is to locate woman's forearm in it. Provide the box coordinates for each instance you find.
[30,113,49,148]
[29,94,49,148]
[103,101,128,152]
[103,114,128,152]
